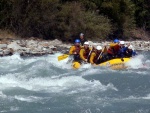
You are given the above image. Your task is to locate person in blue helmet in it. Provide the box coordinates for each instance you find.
[69,39,82,61]
[107,39,120,59]
[114,39,119,43]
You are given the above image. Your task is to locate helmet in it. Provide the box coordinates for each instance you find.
[114,39,119,43]
[96,46,102,50]
[75,39,80,43]
[84,41,89,45]
[80,33,84,36]
[120,41,125,44]
[128,45,133,49]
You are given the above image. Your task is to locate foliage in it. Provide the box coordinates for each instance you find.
[131,0,150,30]
[0,0,149,40]
[55,2,112,41]
[98,0,136,38]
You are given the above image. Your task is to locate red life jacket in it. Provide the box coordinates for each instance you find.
[73,46,81,54]
[113,44,120,55]
[83,48,90,59]
[107,48,114,55]
[107,44,120,55]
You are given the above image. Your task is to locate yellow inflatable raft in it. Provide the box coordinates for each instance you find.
[72,58,131,70]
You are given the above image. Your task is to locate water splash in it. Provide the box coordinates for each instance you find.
[126,55,145,69]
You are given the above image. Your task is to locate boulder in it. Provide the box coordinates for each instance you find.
[0,44,7,49]
[26,40,38,48]
[0,49,3,52]
[0,51,3,56]
[3,49,13,55]
[48,39,62,45]
[7,41,23,51]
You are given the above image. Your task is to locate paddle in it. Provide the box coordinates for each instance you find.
[87,47,93,61]
[58,54,69,61]
[96,47,105,62]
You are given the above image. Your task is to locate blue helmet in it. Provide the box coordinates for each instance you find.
[75,39,80,43]
[114,39,119,43]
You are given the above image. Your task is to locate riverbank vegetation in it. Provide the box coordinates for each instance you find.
[0,0,149,41]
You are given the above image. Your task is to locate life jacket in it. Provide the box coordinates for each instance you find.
[108,43,120,55]
[93,51,101,63]
[118,46,127,57]
[73,45,81,54]
[113,44,120,54]
[107,48,114,55]
[83,48,90,59]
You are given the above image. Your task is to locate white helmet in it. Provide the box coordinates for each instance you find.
[96,46,102,50]
[128,45,133,50]
[84,41,89,45]
[80,33,84,36]
[120,41,125,44]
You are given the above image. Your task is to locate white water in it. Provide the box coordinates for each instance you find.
[0,52,150,113]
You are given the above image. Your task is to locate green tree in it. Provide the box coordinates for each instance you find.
[1,0,60,39]
[55,2,112,41]
[0,0,13,28]
[99,0,136,38]
[1,0,148,40]
[132,0,150,30]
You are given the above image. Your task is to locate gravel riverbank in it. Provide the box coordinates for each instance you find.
[0,39,149,56]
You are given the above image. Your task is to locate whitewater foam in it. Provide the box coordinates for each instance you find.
[0,71,117,94]
[10,107,19,112]
[14,95,43,102]
[143,94,150,100]
[126,55,144,69]
[47,53,73,69]
[0,91,7,98]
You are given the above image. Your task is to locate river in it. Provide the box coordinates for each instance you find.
[0,51,150,113]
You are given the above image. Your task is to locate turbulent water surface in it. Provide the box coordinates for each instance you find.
[0,51,150,113]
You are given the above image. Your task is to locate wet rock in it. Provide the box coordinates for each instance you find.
[26,40,38,48]
[7,41,23,51]
[49,39,62,45]
[3,49,13,55]
[0,39,150,57]
[0,52,3,56]
[0,44,7,49]
[0,49,3,52]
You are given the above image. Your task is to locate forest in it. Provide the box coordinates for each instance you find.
[0,0,149,41]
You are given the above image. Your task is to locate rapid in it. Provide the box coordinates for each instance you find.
[0,51,150,113]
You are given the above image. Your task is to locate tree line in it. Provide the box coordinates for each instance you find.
[0,0,149,41]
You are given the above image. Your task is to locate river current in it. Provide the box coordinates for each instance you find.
[0,51,150,113]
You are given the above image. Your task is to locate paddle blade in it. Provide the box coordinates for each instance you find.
[58,54,69,61]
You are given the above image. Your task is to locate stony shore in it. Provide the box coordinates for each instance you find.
[0,39,149,56]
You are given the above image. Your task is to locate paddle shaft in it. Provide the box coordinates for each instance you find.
[87,47,93,60]
[96,47,105,62]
